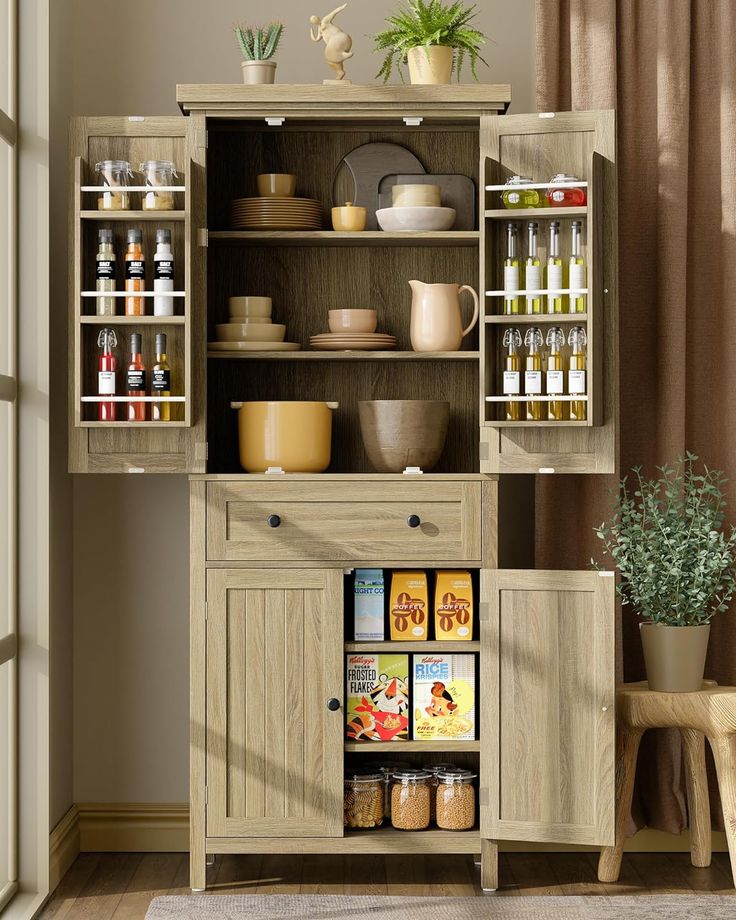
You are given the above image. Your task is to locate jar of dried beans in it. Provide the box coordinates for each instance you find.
[344,771,384,829]
[376,761,410,819]
[94,159,133,211]
[435,769,476,831]
[140,159,178,211]
[422,763,461,822]
[390,770,431,831]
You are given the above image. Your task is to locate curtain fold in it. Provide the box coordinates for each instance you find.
[535,0,736,835]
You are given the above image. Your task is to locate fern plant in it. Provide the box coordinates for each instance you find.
[594,454,736,626]
[373,0,487,83]
[234,22,284,61]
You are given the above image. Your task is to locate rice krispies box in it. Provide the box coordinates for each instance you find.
[411,654,476,741]
[346,654,409,742]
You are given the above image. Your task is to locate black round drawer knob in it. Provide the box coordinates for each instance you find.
[407,514,421,528]
[267,514,281,528]
[326,698,341,712]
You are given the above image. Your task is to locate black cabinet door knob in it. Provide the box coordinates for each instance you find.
[326,698,341,712]
[407,514,421,528]
[267,514,281,528]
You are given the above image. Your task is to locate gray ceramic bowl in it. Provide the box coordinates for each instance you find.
[358,400,450,473]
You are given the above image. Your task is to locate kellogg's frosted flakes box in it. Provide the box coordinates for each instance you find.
[346,654,409,742]
[411,654,476,741]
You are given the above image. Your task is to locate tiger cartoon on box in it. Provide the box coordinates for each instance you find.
[346,655,409,742]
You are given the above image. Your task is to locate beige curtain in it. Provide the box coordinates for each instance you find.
[536,0,736,835]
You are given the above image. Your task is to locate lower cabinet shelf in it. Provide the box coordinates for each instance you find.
[205,829,481,855]
[345,741,480,753]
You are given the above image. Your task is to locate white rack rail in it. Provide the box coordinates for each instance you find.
[485,395,588,403]
[80,186,186,193]
[485,181,589,191]
[486,288,588,297]
[81,291,187,298]
[81,396,186,403]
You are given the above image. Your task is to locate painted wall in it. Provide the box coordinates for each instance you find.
[58,0,536,804]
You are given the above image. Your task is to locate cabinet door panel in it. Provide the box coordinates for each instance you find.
[481,569,615,845]
[206,568,343,838]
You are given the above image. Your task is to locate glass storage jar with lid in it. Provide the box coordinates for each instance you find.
[546,173,587,207]
[501,175,541,209]
[422,762,460,822]
[94,159,133,211]
[375,761,411,818]
[390,770,432,831]
[140,159,179,211]
[344,770,385,829]
[435,769,476,831]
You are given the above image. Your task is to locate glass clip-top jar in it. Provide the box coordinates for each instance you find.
[95,159,133,211]
[390,769,432,831]
[344,771,385,829]
[546,173,587,207]
[436,769,476,831]
[375,761,410,819]
[501,175,540,210]
[141,159,179,211]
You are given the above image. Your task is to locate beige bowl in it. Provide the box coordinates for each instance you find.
[331,202,367,232]
[228,296,272,319]
[257,173,296,198]
[392,183,441,207]
[359,400,450,473]
[328,309,378,334]
[216,323,286,343]
[228,316,272,325]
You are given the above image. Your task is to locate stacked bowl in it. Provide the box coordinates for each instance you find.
[376,183,456,232]
[209,296,301,352]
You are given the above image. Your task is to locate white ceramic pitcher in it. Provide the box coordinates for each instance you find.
[409,280,480,352]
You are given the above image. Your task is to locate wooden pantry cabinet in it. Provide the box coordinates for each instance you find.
[69,86,619,892]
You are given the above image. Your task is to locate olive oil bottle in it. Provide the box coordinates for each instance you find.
[569,220,586,313]
[502,327,522,421]
[545,326,566,421]
[546,220,564,314]
[152,332,171,422]
[523,327,544,420]
[568,325,587,420]
[503,223,521,315]
[525,222,542,314]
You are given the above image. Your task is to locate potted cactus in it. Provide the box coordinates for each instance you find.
[594,454,736,692]
[235,22,284,85]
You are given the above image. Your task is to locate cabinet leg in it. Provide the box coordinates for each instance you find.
[190,853,207,892]
[681,728,711,868]
[708,733,736,886]
[480,839,498,892]
[598,725,643,883]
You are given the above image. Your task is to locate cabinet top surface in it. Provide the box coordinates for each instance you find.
[176,83,511,117]
[189,473,497,482]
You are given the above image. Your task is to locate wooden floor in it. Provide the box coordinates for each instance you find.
[38,851,735,918]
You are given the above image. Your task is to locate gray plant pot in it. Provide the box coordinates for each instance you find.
[639,622,710,692]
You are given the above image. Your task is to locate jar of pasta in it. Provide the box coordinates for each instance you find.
[501,175,540,209]
[422,763,460,822]
[140,159,178,211]
[344,771,384,829]
[94,160,133,210]
[436,769,476,831]
[375,761,410,818]
[545,173,587,207]
[390,770,431,831]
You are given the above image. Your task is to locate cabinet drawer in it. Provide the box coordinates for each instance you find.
[206,481,482,563]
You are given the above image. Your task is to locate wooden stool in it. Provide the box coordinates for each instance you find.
[598,680,736,885]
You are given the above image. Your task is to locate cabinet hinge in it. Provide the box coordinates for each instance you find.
[479,787,489,806]
[197,228,209,248]
[478,602,490,622]
[205,129,209,148]
[195,441,208,461]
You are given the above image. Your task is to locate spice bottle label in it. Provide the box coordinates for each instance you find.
[125,259,145,281]
[152,369,171,391]
[546,370,564,394]
[98,371,116,395]
[96,260,116,280]
[569,369,586,394]
[127,369,146,391]
[525,370,542,394]
[154,260,174,281]
[569,263,586,291]
[503,371,520,395]
[504,265,520,292]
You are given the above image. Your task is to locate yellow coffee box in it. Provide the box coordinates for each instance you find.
[434,570,473,640]
[389,571,428,640]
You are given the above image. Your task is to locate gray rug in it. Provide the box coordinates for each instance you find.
[145,894,736,919]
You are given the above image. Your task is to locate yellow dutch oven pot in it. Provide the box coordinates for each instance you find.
[231,401,339,473]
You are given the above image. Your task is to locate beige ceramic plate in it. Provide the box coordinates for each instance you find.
[231,206,322,213]
[232,223,323,230]
[310,333,396,341]
[309,340,397,351]
[207,341,302,352]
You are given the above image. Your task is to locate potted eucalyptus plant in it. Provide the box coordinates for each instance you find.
[373,0,487,85]
[595,454,736,692]
[235,22,284,85]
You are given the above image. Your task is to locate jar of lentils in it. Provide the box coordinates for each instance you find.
[436,769,476,831]
[376,761,410,819]
[390,770,431,831]
[344,771,385,829]
[422,763,460,822]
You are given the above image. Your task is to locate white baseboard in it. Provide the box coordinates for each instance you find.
[49,805,80,891]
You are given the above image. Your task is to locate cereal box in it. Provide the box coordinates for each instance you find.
[389,571,428,640]
[346,654,409,742]
[353,569,385,641]
[434,571,474,640]
[411,654,476,741]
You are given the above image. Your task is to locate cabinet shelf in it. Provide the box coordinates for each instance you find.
[485,206,587,220]
[207,350,479,362]
[80,210,187,221]
[80,315,186,325]
[485,314,588,324]
[78,421,190,429]
[342,829,480,853]
[345,741,479,753]
[345,641,480,652]
[207,230,480,247]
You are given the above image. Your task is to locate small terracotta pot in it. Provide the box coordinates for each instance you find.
[639,622,711,692]
[407,46,454,85]
[358,400,449,473]
[241,60,277,85]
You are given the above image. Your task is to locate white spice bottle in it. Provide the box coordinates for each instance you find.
[153,228,175,316]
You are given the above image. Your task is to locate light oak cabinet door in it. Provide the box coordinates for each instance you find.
[480,569,615,846]
[206,568,343,838]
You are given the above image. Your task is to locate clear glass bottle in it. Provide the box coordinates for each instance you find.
[525,221,541,314]
[546,220,564,314]
[95,228,116,316]
[390,770,431,831]
[97,327,117,422]
[569,220,586,313]
[568,325,588,421]
[502,327,522,422]
[501,175,540,209]
[125,229,146,316]
[546,173,587,207]
[343,771,385,829]
[435,770,476,831]
[94,159,133,211]
[503,223,521,316]
[524,327,544,421]
[152,333,171,422]
[545,326,566,421]
[126,332,146,422]
[140,159,178,211]
[153,228,175,316]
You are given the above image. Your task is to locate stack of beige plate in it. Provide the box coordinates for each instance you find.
[230,197,322,230]
[310,332,396,351]
[208,296,301,352]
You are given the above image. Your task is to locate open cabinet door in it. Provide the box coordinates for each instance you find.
[480,569,615,846]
